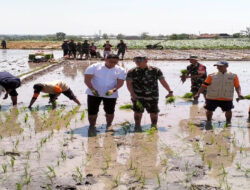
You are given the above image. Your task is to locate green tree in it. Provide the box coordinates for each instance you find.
[102,33,108,39]
[141,32,149,40]
[56,32,66,41]
[117,34,125,40]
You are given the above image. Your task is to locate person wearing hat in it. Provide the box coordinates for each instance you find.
[28,81,81,108]
[182,56,207,102]
[0,72,21,106]
[126,56,173,129]
[61,40,69,57]
[195,61,243,124]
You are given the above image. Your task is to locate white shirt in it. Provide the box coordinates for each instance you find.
[85,62,126,98]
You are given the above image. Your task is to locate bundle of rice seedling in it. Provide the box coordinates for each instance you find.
[119,104,133,110]
[244,95,250,100]
[166,97,176,104]
[28,54,35,60]
[105,90,113,96]
[42,94,50,98]
[136,100,144,110]
[182,92,193,99]
[181,69,188,75]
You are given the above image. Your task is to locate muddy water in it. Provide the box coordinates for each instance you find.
[0,60,250,189]
[0,49,62,76]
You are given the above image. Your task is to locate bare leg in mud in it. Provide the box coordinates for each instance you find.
[150,113,158,127]
[88,115,98,128]
[134,112,142,127]
[11,96,17,106]
[206,110,213,122]
[225,110,232,124]
[106,114,114,127]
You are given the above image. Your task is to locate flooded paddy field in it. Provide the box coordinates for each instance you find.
[0,60,250,189]
[0,49,62,76]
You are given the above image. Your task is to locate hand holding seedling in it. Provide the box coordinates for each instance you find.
[105,88,117,96]
[91,89,99,96]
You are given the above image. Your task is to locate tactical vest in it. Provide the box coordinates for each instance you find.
[206,72,236,100]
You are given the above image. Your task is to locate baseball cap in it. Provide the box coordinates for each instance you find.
[214,61,229,66]
[187,55,198,60]
[133,56,147,62]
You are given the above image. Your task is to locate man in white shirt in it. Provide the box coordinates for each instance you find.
[84,54,126,130]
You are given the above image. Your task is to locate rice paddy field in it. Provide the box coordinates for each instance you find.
[6,38,250,50]
[0,51,250,189]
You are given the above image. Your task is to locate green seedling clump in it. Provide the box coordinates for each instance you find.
[166,97,176,104]
[181,69,188,75]
[136,100,144,111]
[119,104,133,110]
[105,90,113,96]
[42,94,50,98]
[182,92,193,99]
[244,95,250,99]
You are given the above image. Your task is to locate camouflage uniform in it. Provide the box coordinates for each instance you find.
[187,63,207,94]
[126,66,164,113]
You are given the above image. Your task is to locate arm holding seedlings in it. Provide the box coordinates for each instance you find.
[159,78,173,98]
[84,74,99,96]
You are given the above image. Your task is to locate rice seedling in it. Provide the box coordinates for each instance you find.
[182,92,193,99]
[102,167,107,175]
[42,94,50,98]
[26,151,31,160]
[119,104,133,110]
[47,166,56,177]
[24,113,29,123]
[57,160,60,167]
[24,175,31,185]
[76,167,83,183]
[61,150,67,161]
[244,95,250,99]
[136,100,144,111]
[240,146,243,154]
[210,136,215,145]
[2,164,7,173]
[46,173,53,184]
[10,156,15,168]
[46,184,52,190]
[207,160,212,170]
[156,173,161,187]
[236,162,242,170]
[80,111,85,120]
[166,96,176,104]
[201,153,205,161]
[181,69,188,75]
[220,165,228,180]
[70,130,74,141]
[105,90,113,96]
[245,169,250,177]
[105,155,111,169]
[16,183,22,190]
[141,174,146,187]
[129,160,134,170]
[113,173,120,187]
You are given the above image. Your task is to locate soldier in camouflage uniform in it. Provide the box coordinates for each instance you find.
[126,56,173,129]
[183,56,207,101]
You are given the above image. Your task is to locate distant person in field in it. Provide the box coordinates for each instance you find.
[117,40,127,60]
[84,54,126,131]
[28,81,81,108]
[76,42,83,59]
[82,40,90,59]
[1,40,7,49]
[61,39,69,57]
[89,42,97,58]
[68,39,77,59]
[181,55,207,103]
[126,56,173,129]
[103,41,112,58]
[0,72,21,106]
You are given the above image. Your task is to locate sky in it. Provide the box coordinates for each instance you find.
[0,0,250,35]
